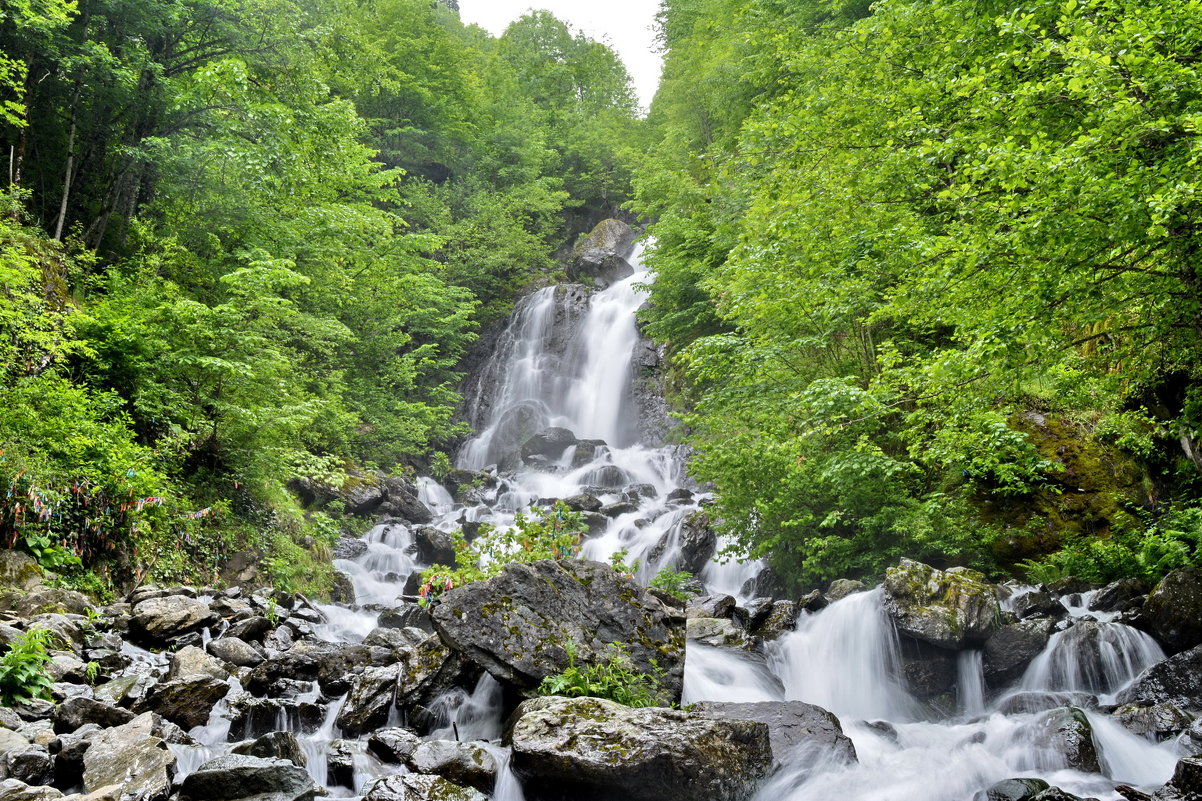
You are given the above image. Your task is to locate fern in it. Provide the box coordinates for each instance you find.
[0,628,60,705]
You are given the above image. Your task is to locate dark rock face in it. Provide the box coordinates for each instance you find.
[2,746,51,786]
[1142,568,1202,654]
[896,635,958,703]
[882,560,1000,650]
[1027,707,1100,773]
[973,778,1051,801]
[430,560,686,703]
[129,596,217,646]
[134,674,230,729]
[567,219,637,288]
[1090,578,1149,614]
[178,754,316,801]
[508,696,773,801]
[412,527,456,567]
[691,701,857,767]
[231,731,307,768]
[1010,591,1067,621]
[1116,643,1202,710]
[755,601,799,642]
[1153,755,1202,801]
[521,428,578,464]
[336,665,401,736]
[52,697,134,733]
[984,619,1055,689]
[676,512,718,575]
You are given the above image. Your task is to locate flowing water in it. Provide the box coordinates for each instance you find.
[169,241,1183,801]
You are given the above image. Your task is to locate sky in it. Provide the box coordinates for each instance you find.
[457,1,663,110]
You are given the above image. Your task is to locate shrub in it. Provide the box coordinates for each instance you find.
[536,640,669,708]
[0,628,60,705]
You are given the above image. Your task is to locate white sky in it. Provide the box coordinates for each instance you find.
[457,1,663,110]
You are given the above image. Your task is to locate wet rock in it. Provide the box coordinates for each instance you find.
[973,778,1051,801]
[571,441,606,468]
[984,618,1054,689]
[206,637,266,668]
[430,559,686,703]
[600,501,638,517]
[676,511,718,576]
[1142,568,1202,654]
[567,219,637,288]
[897,635,959,704]
[521,428,578,464]
[827,579,866,601]
[395,637,479,732]
[1028,707,1100,773]
[133,674,229,730]
[225,616,272,643]
[1111,702,1193,740]
[412,527,456,567]
[129,596,217,646]
[231,732,306,768]
[363,774,487,801]
[81,713,175,801]
[363,627,422,652]
[379,476,433,525]
[692,701,857,767]
[882,559,1000,650]
[1115,643,1202,710]
[336,665,400,736]
[686,618,751,650]
[1090,578,1149,614]
[561,494,603,513]
[1030,789,1094,801]
[689,595,736,620]
[404,740,496,794]
[378,605,434,634]
[367,728,421,763]
[508,696,772,801]
[624,484,658,500]
[0,779,61,800]
[733,597,774,631]
[996,692,1098,715]
[1011,591,1067,621]
[1153,754,1202,800]
[228,698,324,740]
[754,601,799,641]
[178,754,316,801]
[0,730,28,755]
[333,537,369,560]
[2,745,52,786]
[326,740,355,788]
[51,698,133,734]
[798,591,829,614]
[666,488,694,503]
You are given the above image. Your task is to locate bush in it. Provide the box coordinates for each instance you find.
[536,640,669,708]
[0,628,60,705]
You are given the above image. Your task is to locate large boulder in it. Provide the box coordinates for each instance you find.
[230,732,306,768]
[521,428,578,465]
[691,701,856,768]
[430,560,686,703]
[508,696,772,801]
[411,528,456,567]
[335,665,401,736]
[363,775,487,801]
[1115,643,1202,711]
[1142,567,1202,654]
[129,596,217,646]
[984,618,1055,689]
[52,698,134,734]
[882,559,1000,650]
[1150,754,1202,801]
[1024,707,1100,773]
[81,713,175,801]
[178,754,316,801]
[567,219,637,288]
[404,740,496,794]
[134,675,230,729]
[650,511,717,576]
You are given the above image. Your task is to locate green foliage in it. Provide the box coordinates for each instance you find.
[418,502,588,605]
[536,640,669,708]
[0,628,60,705]
[650,566,694,600]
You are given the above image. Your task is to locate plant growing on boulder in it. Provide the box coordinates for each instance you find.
[537,640,669,708]
[0,628,60,705]
[651,566,694,600]
[418,502,588,605]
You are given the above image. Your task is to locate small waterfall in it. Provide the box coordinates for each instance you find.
[768,589,917,721]
[426,673,505,742]
[1020,622,1164,699]
[958,650,986,717]
[683,643,784,704]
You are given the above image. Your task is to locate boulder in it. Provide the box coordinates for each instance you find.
[230,732,306,768]
[430,560,686,703]
[0,779,61,800]
[0,552,43,592]
[686,618,751,650]
[754,601,799,641]
[561,494,603,514]
[412,528,456,567]
[363,775,486,801]
[225,616,273,643]
[676,512,718,575]
[404,740,496,793]
[178,754,316,801]
[81,714,175,801]
[691,701,856,767]
[1152,754,1202,801]
[567,219,637,288]
[326,740,355,788]
[827,579,867,601]
[51,698,133,734]
[1142,568,1202,654]
[14,588,91,617]
[333,536,369,561]
[129,597,217,646]
[508,696,772,801]
[973,778,1051,801]
[336,665,400,736]
[1111,702,1193,740]
[2,745,52,786]
[1010,591,1067,621]
[521,428,578,464]
[1115,644,1202,711]
[882,559,1000,649]
[984,618,1054,689]
[167,645,228,681]
[228,698,324,740]
[206,637,266,668]
[1026,707,1100,773]
[379,476,434,524]
[395,637,479,733]
[896,635,959,704]
[133,675,229,729]
[367,728,421,764]
[1089,578,1149,614]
